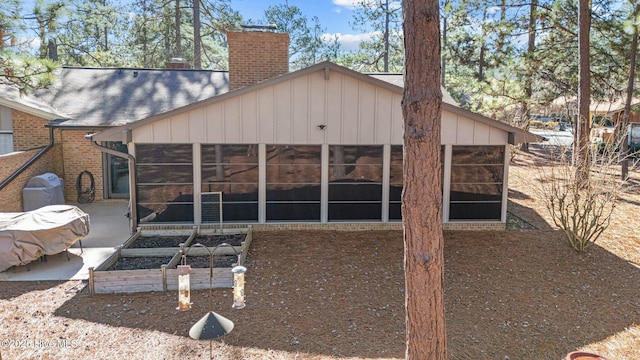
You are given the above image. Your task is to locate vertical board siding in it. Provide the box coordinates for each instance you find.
[473,121,492,144]
[390,94,403,144]
[258,87,275,143]
[133,126,153,142]
[292,76,309,143]
[129,69,510,147]
[375,90,393,144]
[274,82,292,143]
[455,116,476,144]
[152,120,170,142]
[358,82,376,144]
[326,72,343,144]
[441,110,458,144]
[241,92,258,142]
[170,113,188,142]
[224,97,242,142]
[205,103,224,142]
[341,76,360,144]
[309,71,327,144]
[188,108,206,143]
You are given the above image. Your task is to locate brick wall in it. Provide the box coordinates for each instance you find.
[59,129,104,202]
[140,222,506,232]
[12,110,50,150]
[227,31,290,90]
[0,148,61,212]
[165,59,191,69]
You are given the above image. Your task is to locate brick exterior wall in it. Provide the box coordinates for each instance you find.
[12,109,50,150]
[0,108,106,209]
[227,31,290,90]
[140,222,506,232]
[59,129,105,202]
[0,147,61,212]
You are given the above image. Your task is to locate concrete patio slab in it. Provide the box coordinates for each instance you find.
[0,247,116,281]
[0,200,133,281]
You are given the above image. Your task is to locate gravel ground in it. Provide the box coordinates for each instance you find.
[127,236,189,248]
[106,256,175,270]
[190,233,246,247]
[183,255,238,268]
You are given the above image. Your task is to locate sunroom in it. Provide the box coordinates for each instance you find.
[92,62,537,230]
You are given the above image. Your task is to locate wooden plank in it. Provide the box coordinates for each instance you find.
[138,227,197,236]
[165,268,234,289]
[197,228,248,236]
[94,283,163,294]
[92,268,165,294]
[120,248,180,257]
[93,271,163,282]
[179,246,241,256]
[120,229,142,248]
[88,267,95,294]
[162,265,167,292]
[184,229,198,247]
[166,278,233,290]
[94,250,120,271]
[167,251,184,269]
[239,227,253,266]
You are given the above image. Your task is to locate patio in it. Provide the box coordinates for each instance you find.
[0,200,130,281]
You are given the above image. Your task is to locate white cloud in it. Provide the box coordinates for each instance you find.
[333,0,402,11]
[323,32,376,52]
[332,0,361,9]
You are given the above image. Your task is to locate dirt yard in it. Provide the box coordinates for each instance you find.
[1,146,639,360]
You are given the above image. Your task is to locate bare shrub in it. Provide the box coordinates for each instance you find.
[530,139,634,252]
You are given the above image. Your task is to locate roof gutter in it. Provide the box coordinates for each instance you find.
[86,134,138,234]
[0,127,55,192]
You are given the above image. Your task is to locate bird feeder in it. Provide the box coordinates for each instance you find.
[231,265,247,309]
[177,264,191,311]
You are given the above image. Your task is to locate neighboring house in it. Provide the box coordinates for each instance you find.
[550,96,640,126]
[0,30,539,230]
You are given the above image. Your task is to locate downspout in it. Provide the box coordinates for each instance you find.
[86,134,138,234]
[0,127,55,191]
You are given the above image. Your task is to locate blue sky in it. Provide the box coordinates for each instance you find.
[232,0,358,34]
[227,0,371,51]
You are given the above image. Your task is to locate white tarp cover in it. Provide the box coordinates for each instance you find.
[0,205,90,272]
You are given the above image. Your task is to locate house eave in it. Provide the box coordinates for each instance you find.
[0,98,61,121]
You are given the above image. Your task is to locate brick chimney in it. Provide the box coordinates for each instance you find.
[165,58,191,69]
[227,30,290,90]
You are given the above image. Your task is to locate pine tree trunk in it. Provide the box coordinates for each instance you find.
[193,0,201,69]
[402,1,447,359]
[576,0,591,186]
[520,0,538,154]
[621,5,639,180]
[175,0,182,58]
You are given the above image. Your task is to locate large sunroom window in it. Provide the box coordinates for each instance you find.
[266,145,321,221]
[329,145,383,221]
[136,144,194,223]
[449,145,504,220]
[201,144,258,222]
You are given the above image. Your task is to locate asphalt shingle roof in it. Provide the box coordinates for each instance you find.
[35,67,229,127]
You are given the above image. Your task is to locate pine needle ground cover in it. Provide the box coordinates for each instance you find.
[1,148,639,360]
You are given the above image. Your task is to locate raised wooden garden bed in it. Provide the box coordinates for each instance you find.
[88,227,253,294]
